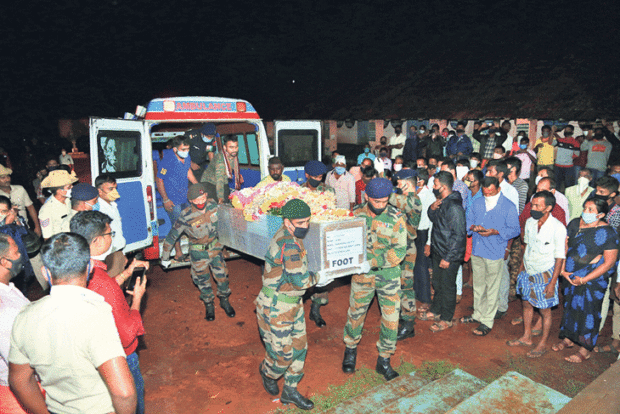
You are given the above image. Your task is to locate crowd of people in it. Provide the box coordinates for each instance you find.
[2,119,620,412]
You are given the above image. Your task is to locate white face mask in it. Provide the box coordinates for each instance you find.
[64,189,72,198]
[470,160,479,168]
[177,150,189,159]
[577,176,590,191]
[93,243,114,261]
[393,164,403,172]
[456,166,469,180]
[492,153,502,159]
[484,192,501,210]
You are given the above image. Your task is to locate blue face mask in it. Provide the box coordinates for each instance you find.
[519,144,528,150]
[335,166,346,175]
[202,135,213,143]
[364,148,370,153]
[582,212,599,224]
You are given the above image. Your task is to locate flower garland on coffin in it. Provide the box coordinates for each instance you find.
[230,181,354,222]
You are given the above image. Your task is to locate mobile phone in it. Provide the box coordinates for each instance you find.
[127,267,146,291]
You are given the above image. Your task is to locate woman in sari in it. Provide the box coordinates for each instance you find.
[553,198,619,362]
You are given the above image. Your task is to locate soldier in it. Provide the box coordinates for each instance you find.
[160,183,235,321]
[342,178,407,381]
[300,160,335,327]
[200,135,243,204]
[256,199,326,411]
[389,170,422,340]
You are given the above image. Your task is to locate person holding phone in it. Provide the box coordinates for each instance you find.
[70,210,149,414]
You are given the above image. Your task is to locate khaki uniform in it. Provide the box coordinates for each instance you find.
[39,196,71,239]
[343,203,406,357]
[255,226,319,388]
[162,201,230,303]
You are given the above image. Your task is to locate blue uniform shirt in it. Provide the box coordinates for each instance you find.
[156,151,191,205]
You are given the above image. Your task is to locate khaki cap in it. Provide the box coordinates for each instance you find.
[41,170,79,188]
[0,164,12,176]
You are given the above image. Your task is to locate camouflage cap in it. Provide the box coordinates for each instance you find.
[187,183,209,201]
[282,199,311,219]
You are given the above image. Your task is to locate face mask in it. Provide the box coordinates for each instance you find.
[535,176,542,185]
[393,164,403,172]
[565,131,573,136]
[492,153,502,159]
[594,133,604,140]
[177,150,189,158]
[64,189,72,198]
[307,177,322,188]
[464,179,472,187]
[194,202,206,210]
[519,144,528,150]
[0,213,6,223]
[2,255,23,278]
[47,165,59,172]
[202,135,213,143]
[428,164,437,170]
[456,166,469,180]
[582,212,599,224]
[542,131,550,138]
[368,202,387,216]
[578,176,590,191]
[364,148,370,153]
[380,152,387,157]
[470,160,479,168]
[420,130,426,134]
[85,201,99,211]
[93,243,114,261]
[432,187,442,198]
[334,166,346,175]
[108,188,120,201]
[293,226,309,239]
[530,210,544,220]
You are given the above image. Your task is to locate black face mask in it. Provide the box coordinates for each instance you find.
[432,188,442,198]
[293,226,309,239]
[47,165,60,172]
[530,210,544,220]
[368,202,387,216]
[2,256,23,278]
[594,133,604,140]
[307,177,322,188]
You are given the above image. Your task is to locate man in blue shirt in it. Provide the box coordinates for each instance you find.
[461,176,520,336]
[357,143,376,165]
[155,135,199,261]
[446,122,473,160]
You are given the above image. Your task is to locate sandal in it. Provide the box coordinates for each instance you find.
[565,352,590,363]
[511,317,523,325]
[552,340,574,352]
[507,338,533,347]
[594,344,620,354]
[429,321,453,332]
[472,324,492,336]
[419,311,440,321]
[459,315,478,324]
[532,329,542,337]
[527,349,548,358]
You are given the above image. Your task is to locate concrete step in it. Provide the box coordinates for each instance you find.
[447,371,571,414]
[376,369,487,414]
[323,371,432,414]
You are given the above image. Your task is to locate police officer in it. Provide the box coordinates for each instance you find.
[342,178,406,381]
[300,160,335,328]
[160,183,234,321]
[256,199,325,410]
[38,169,78,240]
[187,123,218,177]
[389,170,423,340]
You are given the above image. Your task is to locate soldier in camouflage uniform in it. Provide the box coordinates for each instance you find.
[342,178,407,382]
[256,199,322,411]
[389,170,422,340]
[200,135,242,204]
[161,183,235,321]
[300,160,336,328]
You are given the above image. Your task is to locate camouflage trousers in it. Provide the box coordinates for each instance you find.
[508,237,524,298]
[343,267,401,358]
[255,292,307,387]
[310,285,329,306]
[189,246,230,304]
[400,247,417,322]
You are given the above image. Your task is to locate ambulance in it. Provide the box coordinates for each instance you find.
[89,97,322,261]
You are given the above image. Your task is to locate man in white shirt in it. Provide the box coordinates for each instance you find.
[507,191,565,358]
[8,233,136,414]
[325,155,355,210]
[388,126,407,159]
[0,234,32,412]
[94,174,127,278]
[415,169,435,311]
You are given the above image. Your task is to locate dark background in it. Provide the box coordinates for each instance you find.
[1,0,619,146]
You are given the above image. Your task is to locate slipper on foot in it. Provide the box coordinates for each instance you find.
[594,344,620,354]
[527,349,547,358]
[459,315,478,324]
[507,339,533,347]
[552,341,574,352]
[565,353,590,363]
[473,324,491,336]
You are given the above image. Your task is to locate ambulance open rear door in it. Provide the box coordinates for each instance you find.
[89,118,156,253]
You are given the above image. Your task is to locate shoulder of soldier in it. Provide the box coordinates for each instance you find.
[352,204,367,216]
[385,205,405,220]
[181,205,193,216]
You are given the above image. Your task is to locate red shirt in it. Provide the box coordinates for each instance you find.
[519,202,567,234]
[88,260,145,355]
[355,180,366,205]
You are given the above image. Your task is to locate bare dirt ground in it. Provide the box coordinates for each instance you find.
[117,256,617,414]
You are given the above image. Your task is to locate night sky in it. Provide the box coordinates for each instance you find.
[2,0,619,144]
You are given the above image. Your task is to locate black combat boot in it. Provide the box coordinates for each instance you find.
[308,302,326,327]
[376,356,399,381]
[396,319,415,341]
[281,385,314,410]
[219,297,236,318]
[204,302,215,321]
[342,347,357,373]
[259,363,279,396]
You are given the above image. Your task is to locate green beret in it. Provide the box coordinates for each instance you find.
[187,183,209,201]
[282,199,311,219]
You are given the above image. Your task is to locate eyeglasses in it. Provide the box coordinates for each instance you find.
[100,231,116,238]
